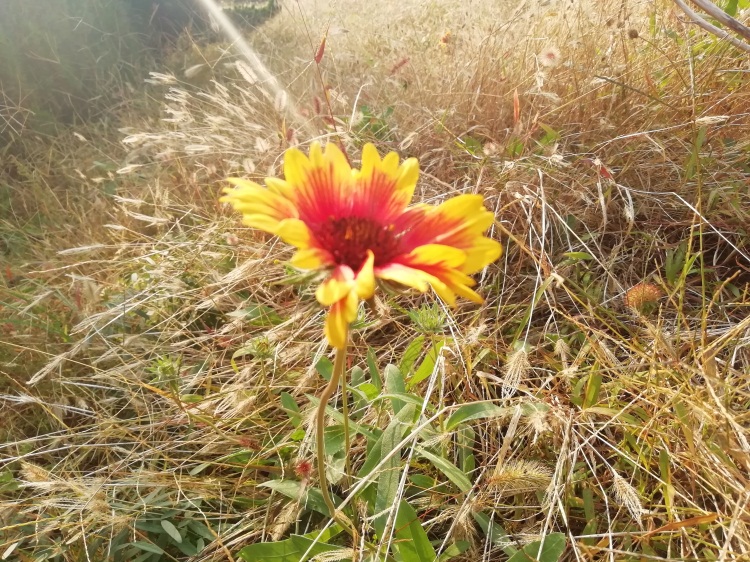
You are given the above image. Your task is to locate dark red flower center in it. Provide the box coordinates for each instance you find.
[315,216,401,270]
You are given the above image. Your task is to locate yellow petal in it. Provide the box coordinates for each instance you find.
[325,291,358,349]
[223,178,298,219]
[381,151,400,175]
[276,218,312,248]
[427,276,457,307]
[437,194,486,219]
[354,251,375,299]
[395,157,419,194]
[360,143,382,177]
[225,177,265,191]
[241,214,282,233]
[406,244,467,268]
[376,264,430,292]
[461,238,503,274]
[450,282,484,303]
[283,145,313,187]
[324,142,352,185]
[265,177,295,198]
[316,266,355,306]
[290,248,334,270]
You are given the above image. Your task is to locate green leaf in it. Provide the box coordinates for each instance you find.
[315,357,333,382]
[392,500,437,562]
[726,0,738,16]
[445,402,508,431]
[187,521,216,541]
[506,533,566,562]
[129,541,164,555]
[280,392,301,427]
[259,480,339,517]
[355,382,379,401]
[324,424,347,456]
[374,407,413,535]
[366,347,383,391]
[237,526,344,562]
[581,487,597,545]
[582,371,602,409]
[358,404,414,484]
[507,137,525,158]
[457,425,476,475]
[458,135,483,157]
[438,540,471,561]
[408,339,445,388]
[409,474,435,491]
[563,251,594,262]
[416,447,472,492]
[372,392,430,409]
[225,304,282,326]
[537,123,561,146]
[0,469,18,493]
[160,519,182,543]
[399,335,425,374]
[350,365,366,387]
[473,512,517,556]
[384,364,407,414]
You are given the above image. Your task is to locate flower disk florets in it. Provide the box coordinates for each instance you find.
[315,216,400,270]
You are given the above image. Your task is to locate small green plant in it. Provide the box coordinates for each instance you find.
[354,105,396,141]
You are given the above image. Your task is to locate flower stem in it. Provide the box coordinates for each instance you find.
[316,330,348,524]
[341,358,353,491]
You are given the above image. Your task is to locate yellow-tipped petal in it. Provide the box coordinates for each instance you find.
[241,214,282,233]
[316,266,355,306]
[354,251,375,299]
[428,276,457,307]
[324,142,352,182]
[395,157,419,193]
[376,264,431,292]
[291,248,334,270]
[283,145,312,187]
[325,291,358,348]
[461,238,503,274]
[406,244,467,268]
[223,178,298,220]
[360,143,381,177]
[308,142,325,167]
[276,218,312,248]
[381,151,400,175]
[438,194,486,218]
[265,177,295,198]
[450,282,484,303]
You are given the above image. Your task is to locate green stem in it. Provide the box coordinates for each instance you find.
[316,330,350,525]
[341,357,353,491]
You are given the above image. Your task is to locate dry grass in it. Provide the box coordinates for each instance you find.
[2,0,750,560]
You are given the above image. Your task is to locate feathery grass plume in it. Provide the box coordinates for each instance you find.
[269,500,302,541]
[502,347,530,398]
[538,46,562,68]
[19,462,54,487]
[487,459,553,498]
[554,338,570,363]
[624,282,663,312]
[612,471,645,523]
[523,403,551,444]
[311,549,357,562]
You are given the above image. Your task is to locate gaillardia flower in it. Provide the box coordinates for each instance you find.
[220,142,502,348]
